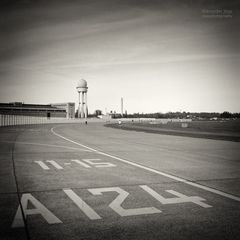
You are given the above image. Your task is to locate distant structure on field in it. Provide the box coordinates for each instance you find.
[76,78,88,118]
[0,102,75,118]
[121,97,123,117]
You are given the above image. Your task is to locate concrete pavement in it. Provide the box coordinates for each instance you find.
[0,123,240,239]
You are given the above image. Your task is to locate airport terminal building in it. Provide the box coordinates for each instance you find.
[0,102,75,119]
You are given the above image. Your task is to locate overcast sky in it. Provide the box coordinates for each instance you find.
[0,0,239,113]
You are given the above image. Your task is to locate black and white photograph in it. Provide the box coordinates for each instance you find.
[0,0,240,239]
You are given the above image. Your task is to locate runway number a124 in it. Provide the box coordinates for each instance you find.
[12,185,212,227]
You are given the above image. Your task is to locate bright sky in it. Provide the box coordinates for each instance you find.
[0,0,239,114]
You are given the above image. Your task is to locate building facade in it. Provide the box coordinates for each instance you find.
[51,103,75,119]
[0,102,68,118]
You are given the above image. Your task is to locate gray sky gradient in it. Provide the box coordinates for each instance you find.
[0,0,239,113]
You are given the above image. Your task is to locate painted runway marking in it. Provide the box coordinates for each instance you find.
[51,127,240,202]
[12,193,62,228]
[140,185,212,208]
[46,160,63,169]
[64,189,101,220]
[71,159,92,168]
[35,160,50,170]
[12,185,212,227]
[35,159,116,170]
[88,187,161,216]
[83,159,116,168]
[35,160,64,170]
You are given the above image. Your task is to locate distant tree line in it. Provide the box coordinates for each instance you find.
[112,111,240,119]
[75,109,240,119]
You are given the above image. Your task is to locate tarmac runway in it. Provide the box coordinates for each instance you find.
[0,122,240,240]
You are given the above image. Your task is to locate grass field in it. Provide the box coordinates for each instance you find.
[106,119,240,142]
[135,119,240,133]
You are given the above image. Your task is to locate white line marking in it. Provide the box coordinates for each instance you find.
[51,127,240,202]
[63,189,101,220]
[88,187,161,216]
[71,159,91,168]
[12,193,62,228]
[35,161,50,170]
[140,185,212,208]
[83,159,116,168]
[46,160,63,170]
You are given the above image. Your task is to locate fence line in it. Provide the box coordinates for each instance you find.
[0,114,108,127]
[0,114,47,127]
[0,114,82,127]
[0,114,193,127]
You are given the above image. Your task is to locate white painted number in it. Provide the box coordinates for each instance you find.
[83,159,116,168]
[34,161,50,170]
[71,159,91,168]
[64,189,101,220]
[35,160,63,170]
[35,159,116,170]
[46,160,63,169]
[12,194,62,228]
[88,187,161,216]
[12,186,212,227]
[140,185,212,208]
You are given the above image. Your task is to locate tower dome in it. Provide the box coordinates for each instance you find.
[77,78,87,88]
